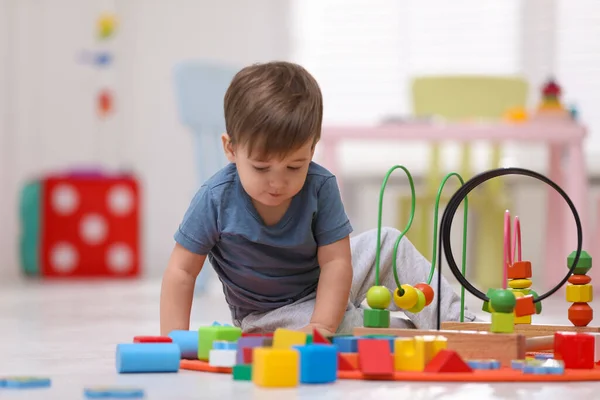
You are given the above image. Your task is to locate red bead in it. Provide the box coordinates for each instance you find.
[569,302,593,327]
[568,274,592,285]
[507,261,532,280]
[414,283,434,306]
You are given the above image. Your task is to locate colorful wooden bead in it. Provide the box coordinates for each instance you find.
[490,312,514,333]
[568,274,592,285]
[514,294,535,317]
[568,302,593,327]
[567,250,592,275]
[507,261,532,279]
[414,283,434,306]
[406,289,426,313]
[366,286,391,309]
[489,289,516,313]
[393,284,418,309]
[508,279,532,290]
[566,284,593,303]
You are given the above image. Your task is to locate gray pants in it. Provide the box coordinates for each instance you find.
[238,227,477,334]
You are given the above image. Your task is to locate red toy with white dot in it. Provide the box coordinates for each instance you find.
[22,170,141,278]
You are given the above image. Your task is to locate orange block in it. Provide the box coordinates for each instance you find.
[507,261,532,280]
[515,295,536,317]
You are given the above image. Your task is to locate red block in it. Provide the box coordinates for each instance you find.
[40,173,140,277]
[312,328,331,344]
[357,339,393,376]
[243,347,253,363]
[424,349,472,373]
[554,332,595,369]
[337,353,356,371]
[133,336,172,343]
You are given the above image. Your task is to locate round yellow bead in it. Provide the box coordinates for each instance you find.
[407,289,426,313]
[393,284,418,309]
[508,279,532,289]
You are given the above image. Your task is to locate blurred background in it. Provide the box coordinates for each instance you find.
[1,0,599,295]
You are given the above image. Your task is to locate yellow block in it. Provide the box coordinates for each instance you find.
[272,328,307,349]
[566,284,593,303]
[252,348,299,387]
[508,279,532,289]
[394,335,447,372]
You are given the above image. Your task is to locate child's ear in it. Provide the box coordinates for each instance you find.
[221,133,236,162]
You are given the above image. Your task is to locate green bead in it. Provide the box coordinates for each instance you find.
[489,289,516,313]
[528,289,542,314]
[363,308,390,328]
[407,288,426,313]
[567,250,592,275]
[366,286,391,309]
[482,288,498,313]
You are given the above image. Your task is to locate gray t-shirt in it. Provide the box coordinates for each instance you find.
[174,162,353,322]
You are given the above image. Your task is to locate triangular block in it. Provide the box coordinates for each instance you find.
[337,353,356,371]
[312,328,331,344]
[424,350,472,373]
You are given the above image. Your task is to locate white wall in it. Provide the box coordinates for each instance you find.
[0,0,291,280]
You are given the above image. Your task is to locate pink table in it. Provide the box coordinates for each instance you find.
[319,119,590,290]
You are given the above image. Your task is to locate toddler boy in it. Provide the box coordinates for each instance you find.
[160,61,476,336]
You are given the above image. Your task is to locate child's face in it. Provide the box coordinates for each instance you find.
[223,135,314,207]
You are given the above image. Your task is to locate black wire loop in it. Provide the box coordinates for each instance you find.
[436,167,583,330]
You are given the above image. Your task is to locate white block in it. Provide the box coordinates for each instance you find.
[209,349,237,367]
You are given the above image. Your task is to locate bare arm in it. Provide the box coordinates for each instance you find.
[160,243,206,336]
[308,236,353,334]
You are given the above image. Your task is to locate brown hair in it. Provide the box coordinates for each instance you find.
[223,61,323,160]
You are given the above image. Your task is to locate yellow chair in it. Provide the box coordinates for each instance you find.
[397,75,528,289]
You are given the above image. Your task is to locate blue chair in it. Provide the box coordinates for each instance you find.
[172,60,239,293]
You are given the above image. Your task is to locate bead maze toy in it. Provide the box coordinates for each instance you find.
[100,166,600,390]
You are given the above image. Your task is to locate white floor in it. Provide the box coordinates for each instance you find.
[1,278,599,399]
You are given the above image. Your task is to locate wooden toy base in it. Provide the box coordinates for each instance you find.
[180,360,600,382]
[440,322,600,338]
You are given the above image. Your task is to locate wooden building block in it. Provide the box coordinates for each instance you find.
[353,327,525,367]
[440,322,600,337]
[272,328,307,349]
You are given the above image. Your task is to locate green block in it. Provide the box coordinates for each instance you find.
[19,180,42,276]
[198,326,241,360]
[363,309,390,328]
[232,364,252,381]
[306,334,313,345]
[567,250,592,275]
[490,312,514,333]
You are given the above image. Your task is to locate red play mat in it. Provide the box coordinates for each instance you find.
[180,360,600,382]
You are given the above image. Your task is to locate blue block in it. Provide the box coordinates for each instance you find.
[213,340,237,350]
[294,344,338,384]
[511,360,525,370]
[534,353,554,360]
[168,330,198,359]
[468,359,500,370]
[116,343,180,373]
[332,336,358,353]
[84,387,144,398]
[2,377,51,388]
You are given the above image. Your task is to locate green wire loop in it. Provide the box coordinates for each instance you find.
[374,166,469,322]
[427,172,469,322]
[374,165,416,289]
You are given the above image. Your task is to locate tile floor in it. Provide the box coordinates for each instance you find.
[0,278,599,399]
